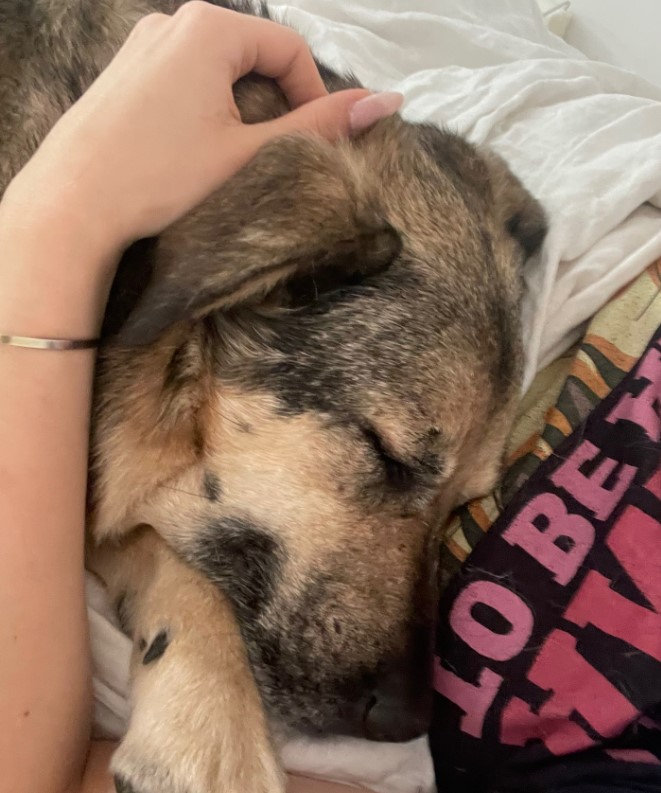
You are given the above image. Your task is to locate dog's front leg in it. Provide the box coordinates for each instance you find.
[89,527,284,793]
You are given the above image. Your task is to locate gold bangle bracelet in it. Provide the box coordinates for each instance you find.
[0,334,99,350]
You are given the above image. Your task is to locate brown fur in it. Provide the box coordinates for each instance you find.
[0,1,547,790]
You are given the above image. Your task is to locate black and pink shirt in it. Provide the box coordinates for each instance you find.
[431,327,661,792]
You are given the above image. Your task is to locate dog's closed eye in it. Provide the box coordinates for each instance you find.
[358,425,446,516]
[361,426,416,491]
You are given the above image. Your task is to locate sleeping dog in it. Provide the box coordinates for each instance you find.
[0,1,547,790]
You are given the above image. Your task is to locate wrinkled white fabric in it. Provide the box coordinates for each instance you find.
[88,2,661,793]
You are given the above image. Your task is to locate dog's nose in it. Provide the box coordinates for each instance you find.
[363,663,432,742]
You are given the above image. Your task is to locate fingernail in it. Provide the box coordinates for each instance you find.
[349,91,404,134]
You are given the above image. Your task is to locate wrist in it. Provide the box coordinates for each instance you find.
[0,191,120,340]
[2,170,124,265]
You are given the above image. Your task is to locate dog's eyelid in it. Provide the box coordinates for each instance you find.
[360,424,440,469]
[413,450,445,479]
[360,425,424,493]
[360,424,402,461]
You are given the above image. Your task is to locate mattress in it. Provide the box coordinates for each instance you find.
[88,2,661,792]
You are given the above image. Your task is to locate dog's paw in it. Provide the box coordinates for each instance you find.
[112,748,285,793]
[110,628,285,793]
[111,716,285,793]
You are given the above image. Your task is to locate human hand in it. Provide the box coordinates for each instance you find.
[6,2,402,256]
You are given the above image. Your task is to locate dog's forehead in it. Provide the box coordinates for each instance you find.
[356,118,488,210]
[211,120,528,444]
[336,123,503,299]
[236,270,502,453]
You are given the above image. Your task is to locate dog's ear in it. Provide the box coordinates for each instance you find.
[416,124,546,260]
[115,136,401,347]
[482,151,547,259]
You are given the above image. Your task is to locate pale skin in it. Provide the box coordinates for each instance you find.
[0,4,403,792]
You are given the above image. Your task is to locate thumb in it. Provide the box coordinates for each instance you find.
[252,89,404,144]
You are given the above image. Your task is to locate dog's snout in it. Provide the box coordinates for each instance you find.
[364,697,430,743]
[359,572,436,743]
[363,655,433,742]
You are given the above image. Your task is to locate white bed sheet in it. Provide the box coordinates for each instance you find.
[88,2,661,792]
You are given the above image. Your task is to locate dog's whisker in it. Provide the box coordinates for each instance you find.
[158,484,215,503]
[215,409,251,433]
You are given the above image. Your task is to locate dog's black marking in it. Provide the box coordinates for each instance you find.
[237,266,429,418]
[142,630,169,665]
[191,518,283,621]
[246,571,384,736]
[114,591,134,634]
[506,209,548,257]
[114,776,137,793]
[203,471,222,502]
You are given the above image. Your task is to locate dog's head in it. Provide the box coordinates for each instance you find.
[91,103,545,742]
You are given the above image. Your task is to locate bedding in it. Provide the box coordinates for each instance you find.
[535,1,572,39]
[87,2,661,792]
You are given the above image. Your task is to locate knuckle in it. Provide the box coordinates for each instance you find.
[283,27,307,56]
[287,27,306,47]
[175,0,214,26]
[131,12,167,36]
